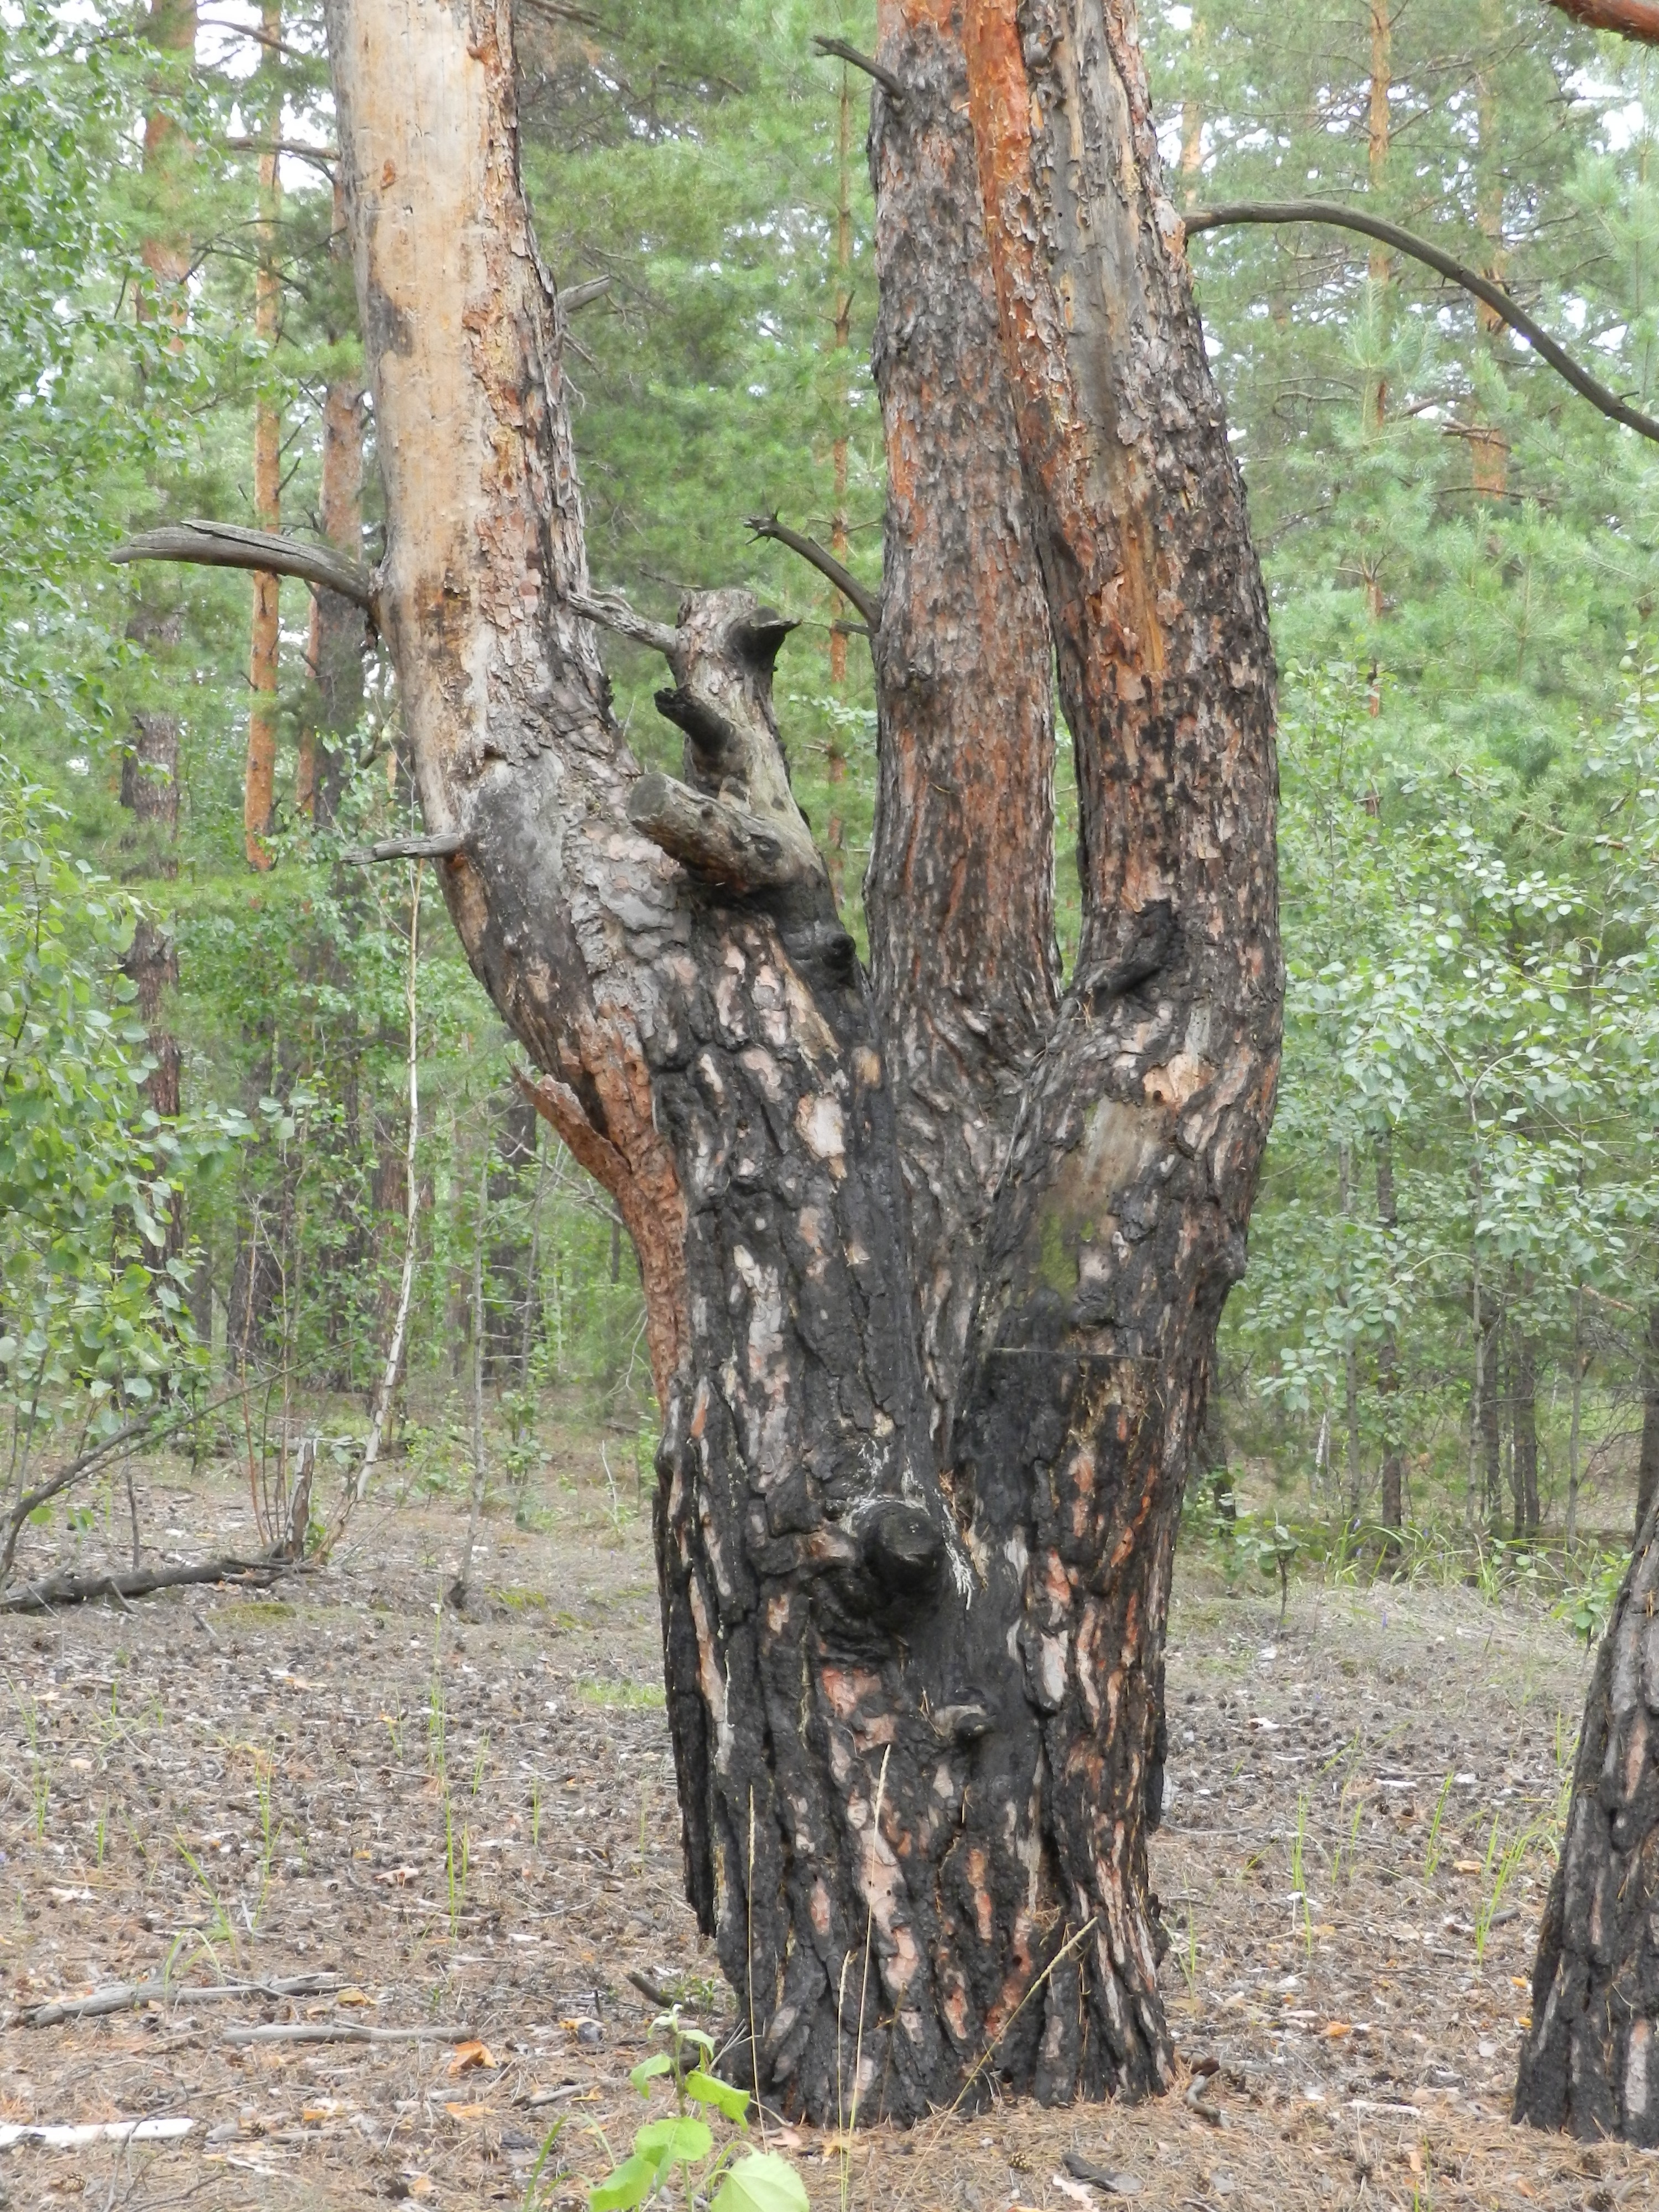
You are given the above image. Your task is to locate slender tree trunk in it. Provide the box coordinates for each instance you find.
[1338,1141,1361,1524]
[1470,0,1510,500]
[246,0,283,871]
[1567,1285,1585,1551]
[299,178,367,828]
[1363,0,1391,430]
[1512,1319,1540,1539]
[1179,9,1204,195]
[450,1154,489,1606]
[1375,1124,1404,1544]
[312,0,1276,2121]
[1636,1299,1659,1540]
[1480,1310,1504,1528]
[124,0,195,1278]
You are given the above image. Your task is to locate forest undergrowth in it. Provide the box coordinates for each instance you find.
[0,1428,1651,2212]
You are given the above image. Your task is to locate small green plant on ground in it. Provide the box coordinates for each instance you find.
[589,2006,806,2212]
[1554,1550,1625,1650]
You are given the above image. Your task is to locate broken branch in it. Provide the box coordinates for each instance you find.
[26,1974,341,2029]
[745,512,880,632]
[563,588,679,658]
[0,1555,290,1616]
[626,770,821,894]
[112,520,378,611]
[340,832,465,864]
[811,34,907,100]
[561,275,611,313]
[220,2022,475,2046]
[1186,201,1659,446]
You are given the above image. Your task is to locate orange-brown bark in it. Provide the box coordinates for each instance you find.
[867,0,1058,1452]
[1547,0,1659,40]
[245,1,283,871]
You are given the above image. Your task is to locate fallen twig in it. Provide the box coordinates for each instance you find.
[0,2119,196,2150]
[219,2022,474,2047]
[25,1973,340,2029]
[0,1554,289,1616]
[625,1968,673,2007]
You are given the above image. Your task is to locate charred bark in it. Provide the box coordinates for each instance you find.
[1515,1494,1659,2140]
[305,0,1281,2124]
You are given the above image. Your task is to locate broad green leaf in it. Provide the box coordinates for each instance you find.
[711,2151,810,2212]
[685,2070,750,2124]
[589,2153,662,2212]
[634,2116,711,2166]
[629,2053,673,2095]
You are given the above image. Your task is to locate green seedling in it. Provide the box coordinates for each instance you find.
[1474,1813,1536,1961]
[592,2005,805,2212]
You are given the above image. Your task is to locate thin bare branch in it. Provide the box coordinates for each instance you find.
[1186,200,1659,445]
[812,34,907,100]
[113,520,378,611]
[745,512,880,631]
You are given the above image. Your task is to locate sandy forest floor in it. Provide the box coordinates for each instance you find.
[0,1433,1651,2212]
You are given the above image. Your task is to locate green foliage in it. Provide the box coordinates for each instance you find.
[0,764,241,1463]
[594,2007,803,2212]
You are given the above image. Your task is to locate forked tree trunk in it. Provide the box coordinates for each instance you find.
[314,0,1277,2121]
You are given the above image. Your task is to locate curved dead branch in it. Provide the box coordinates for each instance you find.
[1186,199,1659,446]
[112,520,378,610]
[745,512,880,632]
[812,34,907,101]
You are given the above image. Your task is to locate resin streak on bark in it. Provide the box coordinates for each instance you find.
[958,0,1280,2095]
[867,0,1058,1453]
[1515,1497,1659,2141]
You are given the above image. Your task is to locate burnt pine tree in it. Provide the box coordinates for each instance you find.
[122,0,1281,2121]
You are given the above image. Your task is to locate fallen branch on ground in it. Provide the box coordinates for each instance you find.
[24,1974,340,2029]
[220,2022,476,2047]
[0,1554,291,1616]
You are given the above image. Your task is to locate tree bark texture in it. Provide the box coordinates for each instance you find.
[1515,1491,1659,2140]
[325,0,1278,2121]
[1636,1300,1659,1541]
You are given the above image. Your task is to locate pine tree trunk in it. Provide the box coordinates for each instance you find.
[246,0,283,870]
[1375,1125,1404,1543]
[299,179,367,828]
[321,0,1279,2120]
[1514,1492,1659,2139]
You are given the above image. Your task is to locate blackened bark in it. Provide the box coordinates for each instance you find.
[1515,1494,1659,2140]
[321,0,1279,2124]
[950,0,1281,2099]
[1636,1301,1659,1540]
